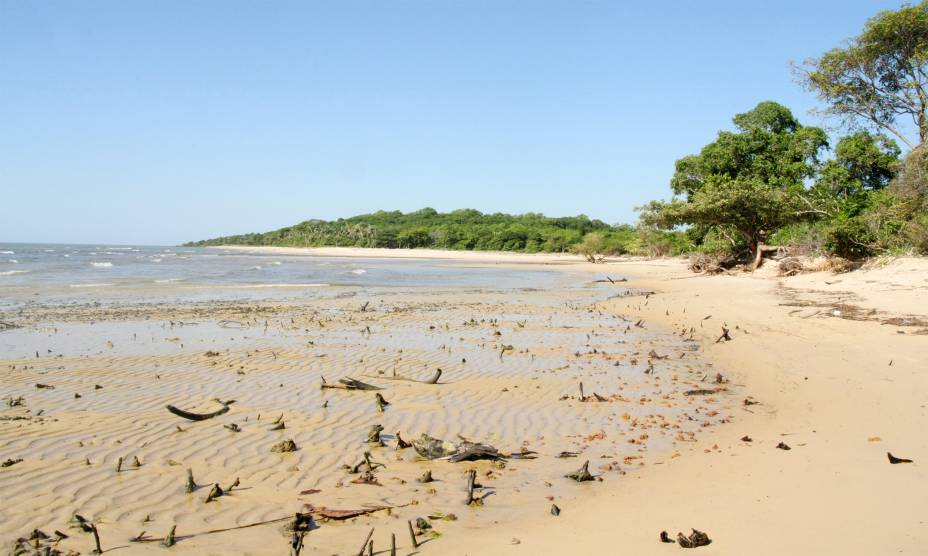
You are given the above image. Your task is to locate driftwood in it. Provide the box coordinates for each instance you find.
[166,400,234,421]
[395,431,412,449]
[375,393,389,412]
[411,433,503,462]
[417,470,434,483]
[888,452,913,464]
[133,514,304,544]
[304,503,406,521]
[272,439,298,453]
[369,368,442,385]
[677,528,712,548]
[321,377,382,391]
[565,460,594,482]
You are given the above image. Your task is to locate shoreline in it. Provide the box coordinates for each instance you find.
[462,256,928,554]
[206,244,606,264]
[2,253,926,554]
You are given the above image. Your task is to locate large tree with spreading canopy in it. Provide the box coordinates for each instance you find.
[640,101,828,265]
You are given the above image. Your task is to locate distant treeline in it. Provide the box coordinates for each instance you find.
[185,208,690,257]
[191,3,928,263]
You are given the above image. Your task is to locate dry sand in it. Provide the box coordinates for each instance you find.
[2,249,927,555]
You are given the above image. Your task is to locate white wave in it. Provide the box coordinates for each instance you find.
[154,278,184,283]
[247,265,263,270]
[63,254,70,258]
[91,262,113,268]
[270,261,282,265]
[350,269,367,275]
[0,251,13,255]
[3,259,16,264]
[69,283,114,288]
[44,249,55,252]
[236,283,329,289]
[0,270,27,276]
[151,258,162,263]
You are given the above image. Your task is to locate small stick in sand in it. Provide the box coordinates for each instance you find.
[464,469,478,505]
[716,326,732,343]
[375,393,389,412]
[407,520,419,549]
[356,528,374,556]
[90,523,102,554]
[395,431,411,449]
[185,468,197,493]
[205,483,223,503]
[115,457,123,473]
[162,525,176,547]
[290,531,305,556]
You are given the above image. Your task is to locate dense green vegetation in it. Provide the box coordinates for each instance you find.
[187,208,692,256]
[191,2,928,263]
[641,1,928,262]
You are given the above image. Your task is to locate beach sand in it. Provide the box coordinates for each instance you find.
[2,248,926,555]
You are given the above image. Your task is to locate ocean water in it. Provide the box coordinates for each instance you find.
[0,243,573,310]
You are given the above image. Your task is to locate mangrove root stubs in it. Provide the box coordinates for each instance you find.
[185,469,197,493]
[367,424,384,446]
[395,431,411,449]
[565,460,594,482]
[271,439,298,453]
[677,528,712,548]
[375,393,389,412]
[464,469,479,506]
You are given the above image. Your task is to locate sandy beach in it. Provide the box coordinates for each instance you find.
[2,248,927,555]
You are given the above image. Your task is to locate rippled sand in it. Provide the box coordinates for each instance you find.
[0,282,733,555]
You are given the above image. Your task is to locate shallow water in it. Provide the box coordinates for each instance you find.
[0,243,571,310]
[0,253,732,555]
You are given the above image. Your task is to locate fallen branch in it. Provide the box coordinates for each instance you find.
[321,377,382,391]
[166,400,234,421]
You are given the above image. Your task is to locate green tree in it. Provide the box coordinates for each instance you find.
[640,101,828,265]
[797,1,928,149]
[815,132,900,198]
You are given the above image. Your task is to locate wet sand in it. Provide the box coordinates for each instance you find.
[0,266,728,555]
[3,250,926,555]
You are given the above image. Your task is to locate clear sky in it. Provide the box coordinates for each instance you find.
[0,0,904,245]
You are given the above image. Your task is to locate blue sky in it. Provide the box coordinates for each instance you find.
[0,0,903,245]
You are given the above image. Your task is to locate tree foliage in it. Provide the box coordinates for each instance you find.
[641,101,828,258]
[798,1,928,149]
[188,208,646,254]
